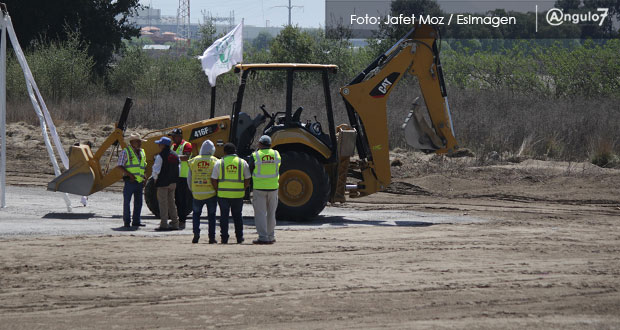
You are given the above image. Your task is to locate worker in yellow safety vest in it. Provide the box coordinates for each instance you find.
[187,140,219,244]
[169,128,193,227]
[115,133,147,228]
[250,135,281,244]
[211,143,251,244]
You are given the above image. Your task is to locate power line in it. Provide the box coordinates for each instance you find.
[201,10,235,31]
[272,0,303,26]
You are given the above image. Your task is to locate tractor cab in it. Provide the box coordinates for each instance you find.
[229,64,339,162]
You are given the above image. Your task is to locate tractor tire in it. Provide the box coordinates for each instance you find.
[276,151,330,221]
[144,177,192,218]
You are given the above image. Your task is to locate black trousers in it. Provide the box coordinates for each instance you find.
[217,197,244,242]
[175,177,190,221]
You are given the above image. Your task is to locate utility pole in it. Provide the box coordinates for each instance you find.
[273,0,303,26]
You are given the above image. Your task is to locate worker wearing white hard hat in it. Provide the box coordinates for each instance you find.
[250,135,281,244]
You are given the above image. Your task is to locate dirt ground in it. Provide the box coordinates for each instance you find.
[1,122,620,329]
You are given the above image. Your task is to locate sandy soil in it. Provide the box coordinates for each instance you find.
[1,122,620,329]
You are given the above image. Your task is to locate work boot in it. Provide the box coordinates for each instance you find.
[192,234,199,244]
[168,217,180,230]
[221,236,228,244]
[237,237,244,244]
[208,238,217,244]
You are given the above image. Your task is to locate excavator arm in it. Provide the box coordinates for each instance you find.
[340,24,458,197]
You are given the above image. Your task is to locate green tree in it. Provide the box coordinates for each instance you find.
[377,0,443,42]
[4,0,142,73]
[252,31,273,51]
[107,46,149,94]
[192,19,218,55]
[269,26,315,63]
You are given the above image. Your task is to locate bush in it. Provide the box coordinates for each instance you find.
[7,30,94,102]
[107,46,148,94]
[591,141,620,168]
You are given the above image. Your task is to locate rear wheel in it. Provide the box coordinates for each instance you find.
[276,151,329,221]
[144,177,192,218]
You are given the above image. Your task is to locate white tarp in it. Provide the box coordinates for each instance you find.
[1,12,71,211]
[199,22,243,86]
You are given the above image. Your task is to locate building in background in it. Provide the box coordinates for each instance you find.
[130,7,285,45]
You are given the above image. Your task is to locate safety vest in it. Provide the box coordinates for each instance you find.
[252,149,281,190]
[188,155,218,200]
[173,140,190,178]
[217,155,245,198]
[124,147,146,183]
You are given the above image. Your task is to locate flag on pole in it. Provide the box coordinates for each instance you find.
[199,22,243,87]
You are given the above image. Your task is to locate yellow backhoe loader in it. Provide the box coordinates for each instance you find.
[48,24,459,220]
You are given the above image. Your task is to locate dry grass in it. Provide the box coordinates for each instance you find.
[7,80,620,163]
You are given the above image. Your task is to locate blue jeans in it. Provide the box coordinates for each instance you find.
[123,180,143,226]
[218,198,244,241]
[192,196,218,238]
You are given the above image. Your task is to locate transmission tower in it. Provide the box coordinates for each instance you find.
[202,10,235,31]
[273,0,303,26]
[177,0,190,46]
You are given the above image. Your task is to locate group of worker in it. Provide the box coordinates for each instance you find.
[116,128,281,245]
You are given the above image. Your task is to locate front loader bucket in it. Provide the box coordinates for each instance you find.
[47,144,98,196]
[48,98,133,196]
[47,163,95,196]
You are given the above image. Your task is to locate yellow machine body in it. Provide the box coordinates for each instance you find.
[48,24,460,220]
[48,116,231,195]
[340,24,458,197]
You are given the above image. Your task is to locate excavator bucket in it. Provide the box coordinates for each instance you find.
[402,97,443,152]
[47,145,97,196]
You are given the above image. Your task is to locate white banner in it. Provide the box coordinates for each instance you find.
[199,22,243,87]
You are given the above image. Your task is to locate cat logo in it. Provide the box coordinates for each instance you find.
[378,78,393,94]
[369,72,400,98]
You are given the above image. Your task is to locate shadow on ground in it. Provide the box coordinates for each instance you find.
[193,216,434,228]
[42,213,96,220]
[277,216,435,228]
[111,226,139,232]
[42,213,435,228]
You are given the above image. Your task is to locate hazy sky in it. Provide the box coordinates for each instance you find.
[140,1,554,28]
[140,0,325,28]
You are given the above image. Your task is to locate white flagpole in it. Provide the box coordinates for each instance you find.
[0,9,7,209]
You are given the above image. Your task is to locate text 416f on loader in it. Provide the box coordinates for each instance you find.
[48,24,459,220]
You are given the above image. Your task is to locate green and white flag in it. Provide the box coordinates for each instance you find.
[199,22,243,87]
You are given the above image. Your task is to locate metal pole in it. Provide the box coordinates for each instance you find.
[0,11,7,208]
[288,0,291,26]
[209,86,216,118]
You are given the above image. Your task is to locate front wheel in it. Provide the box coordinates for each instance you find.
[276,151,330,221]
[144,177,192,218]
